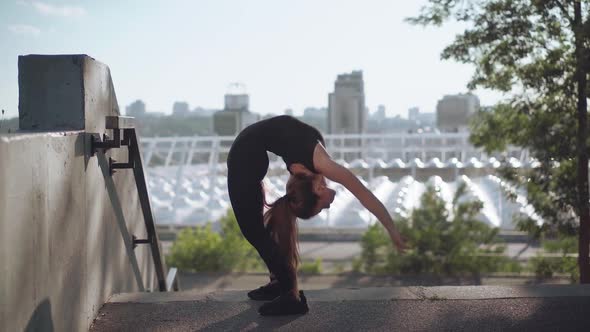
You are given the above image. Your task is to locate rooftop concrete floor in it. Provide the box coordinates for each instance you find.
[91,285,590,331]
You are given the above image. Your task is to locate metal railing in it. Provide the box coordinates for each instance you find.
[92,116,179,292]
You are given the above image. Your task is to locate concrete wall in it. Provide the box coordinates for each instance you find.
[0,55,156,332]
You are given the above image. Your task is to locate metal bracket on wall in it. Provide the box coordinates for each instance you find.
[108,130,134,175]
[132,234,151,249]
[90,129,121,156]
[90,116,135,156]
[91,116,137,176]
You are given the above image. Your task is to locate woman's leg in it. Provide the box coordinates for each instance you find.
[227,174,298,297]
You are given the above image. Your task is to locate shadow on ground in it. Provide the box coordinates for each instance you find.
[90,294,590,331]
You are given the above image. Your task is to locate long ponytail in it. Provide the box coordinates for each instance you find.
[263,174,319,271]
[264,195,300,269]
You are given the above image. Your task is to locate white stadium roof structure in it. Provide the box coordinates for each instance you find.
[140,132,542,230]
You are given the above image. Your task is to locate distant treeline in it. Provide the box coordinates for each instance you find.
[0,117,18,133]
[0,115,213,137]
[1,114,325,137]
[135,115,214,137]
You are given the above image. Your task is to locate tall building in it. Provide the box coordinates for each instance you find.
[300,107,328,133]
[172,101,190,117]
[367,105,387,133]
[328,70,367,134]
[192,107,217,117]
[408,107,420,121]
[374,105,386,121]
[125,99,146,118]
[303,107,328,119]
[408,107,436,127]
[436,93,480,132]
[213,83,259,136]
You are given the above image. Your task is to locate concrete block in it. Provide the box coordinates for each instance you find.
[19,55,86,130]
[18,54,120,132]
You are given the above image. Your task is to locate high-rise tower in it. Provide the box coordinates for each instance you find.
[436,93,480,132]
[213,83,259,135]
[328,71,367,134]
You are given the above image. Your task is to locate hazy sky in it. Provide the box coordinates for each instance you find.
[0,0,504,119]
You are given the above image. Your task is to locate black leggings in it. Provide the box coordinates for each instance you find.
[227,141,296,294]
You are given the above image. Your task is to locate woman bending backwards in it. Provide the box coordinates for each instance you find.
[226,115,406,316]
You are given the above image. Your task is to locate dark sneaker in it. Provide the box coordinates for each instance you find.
[258,291,309,316]
[247,281,281,301]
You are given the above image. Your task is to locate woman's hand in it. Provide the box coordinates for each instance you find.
[388,228,407,254]
[313,143,408,254]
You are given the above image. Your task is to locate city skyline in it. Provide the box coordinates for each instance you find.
[0,0,505,120]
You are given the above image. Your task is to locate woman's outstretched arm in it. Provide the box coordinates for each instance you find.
[313,144,406,252]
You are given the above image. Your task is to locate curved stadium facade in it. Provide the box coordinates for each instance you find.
[141,132,541,230]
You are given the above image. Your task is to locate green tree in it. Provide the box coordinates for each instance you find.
[408,0,590,282]
[359,184,509,277]
[530,234,579,281]
[166,210,263,272]
[299,258,323,274]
